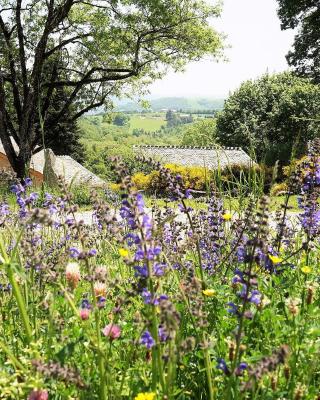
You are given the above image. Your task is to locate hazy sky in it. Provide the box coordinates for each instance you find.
[149,0,296,97]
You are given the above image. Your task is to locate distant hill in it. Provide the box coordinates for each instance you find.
[114,97,225,112]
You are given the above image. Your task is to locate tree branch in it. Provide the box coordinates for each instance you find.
[16,0,28,99]
[71,95,108,120]
[45,33,91,58]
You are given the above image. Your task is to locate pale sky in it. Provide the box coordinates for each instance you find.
[149,0,296,97]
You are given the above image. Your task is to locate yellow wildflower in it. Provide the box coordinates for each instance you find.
[134,393,156,400]
[269,255,283,264]
[301,266,312,274]
[119,248,129,258]
[222,213,232,221]
[202,289,216,297]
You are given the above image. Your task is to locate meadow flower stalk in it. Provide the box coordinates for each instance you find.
[0,235,33,344]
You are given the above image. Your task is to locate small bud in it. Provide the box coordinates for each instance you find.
[79,308,90,320]
[228,342,235,361]
[284,365,290,380]
[28,390,48,400]
[286,298,300,316]
[294,385,304,400]
[239,344,247,353]
[94,281,107,297]
[102,323,121,340]
[65,262,81,289]
[306,285,315,305]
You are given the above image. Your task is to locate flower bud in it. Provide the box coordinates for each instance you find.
[94,281,107,297]
[79,308,90,320]
[28,390,48,400]
[65,262,81,289]
[102,323,121,340]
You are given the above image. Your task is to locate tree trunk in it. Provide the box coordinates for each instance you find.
[14,150,31,181]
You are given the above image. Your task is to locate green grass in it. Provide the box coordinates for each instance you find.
[129,113,166,132]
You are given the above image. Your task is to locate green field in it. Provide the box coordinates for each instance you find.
[129,113,166,132]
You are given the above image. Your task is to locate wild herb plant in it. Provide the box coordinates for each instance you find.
[0,146,319,399]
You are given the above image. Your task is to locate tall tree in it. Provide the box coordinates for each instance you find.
[276,0,320,82]
[181,118,216,146]
[216,72,320,165]
[0,0,223,179]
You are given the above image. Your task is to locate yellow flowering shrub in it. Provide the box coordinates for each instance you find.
[132,172,151,190]
[131,164,211,194]
[270,182,289,196]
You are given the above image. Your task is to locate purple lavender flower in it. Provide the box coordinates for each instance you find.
[216,358,230,375]
[140,330,155,349]
[235,362,248,376]
[81,299,91,309]
[249,290,261,305]
[227,302,239,316]
[88,249,97,257]
[141,288,152,304]
[134,265,148,278]
[134,248,145,261]
[0,203,10,216]
[69,247,80,258]
[158,325,168,342]
[153,262,166,276]
[153,294,168,305]
[24,177,32,187]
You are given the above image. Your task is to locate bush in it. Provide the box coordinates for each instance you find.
[132,172,151,191]
[85,145,154,182]
[131,163,276,197]
[215,163,275,196]
[270,182,289,196]
[132,164,211,195]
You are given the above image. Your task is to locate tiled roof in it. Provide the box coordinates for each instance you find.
[0,139,105,187]
[133,145,255,169]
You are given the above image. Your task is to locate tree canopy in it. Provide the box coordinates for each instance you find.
[216,72,320,165]
[181,118,216,146]
[276,0,320,82]
[0,0,223,178]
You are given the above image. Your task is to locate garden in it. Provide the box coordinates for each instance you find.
[0,142,320,399]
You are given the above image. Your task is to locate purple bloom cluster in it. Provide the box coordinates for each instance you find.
[11,178,38,218]
[140,330,155,349]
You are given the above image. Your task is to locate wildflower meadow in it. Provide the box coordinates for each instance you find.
[0,145,320,400]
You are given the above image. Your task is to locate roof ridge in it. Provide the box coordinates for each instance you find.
[132,145,243,151]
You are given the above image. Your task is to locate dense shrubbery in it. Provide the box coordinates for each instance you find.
[131,163,273,197]
[0,147,320,399]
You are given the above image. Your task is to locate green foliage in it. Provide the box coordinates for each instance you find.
[84,145,154,182]
[43,85,85,162]
[166,110,193,128]
[181,118,217,146]
[214,163,274,197]
[112,113,130,127]
[276,0,320,82]
[216,72,320,165]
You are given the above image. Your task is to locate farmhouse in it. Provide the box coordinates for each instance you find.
[0,140,105,187]
[133,145,255,169]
